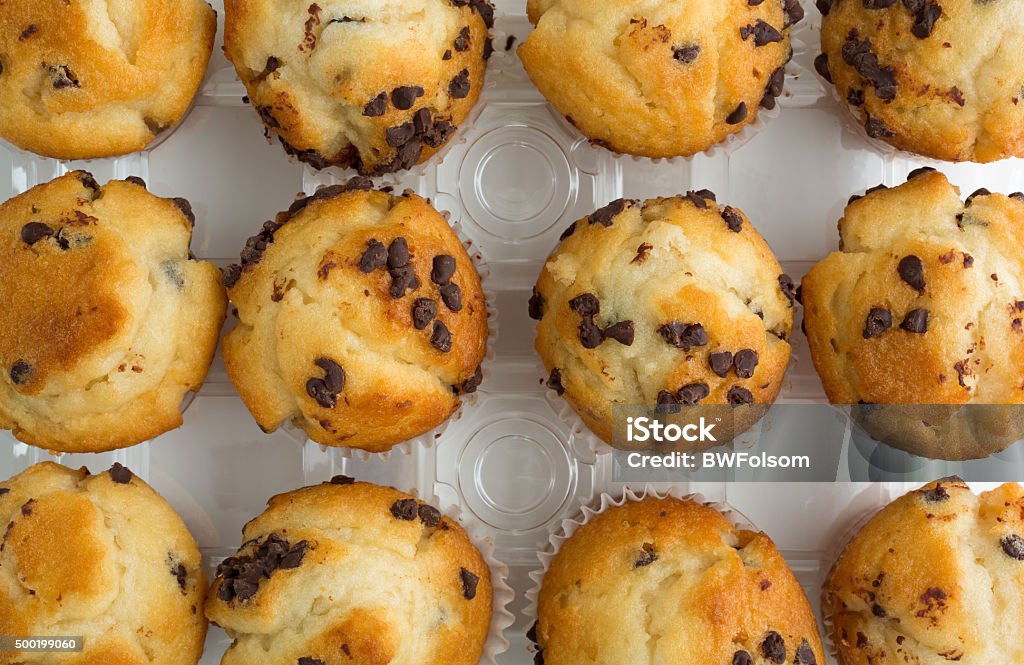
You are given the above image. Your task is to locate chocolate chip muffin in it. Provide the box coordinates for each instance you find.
[206,477,493,665]
[0,172,226,453]
[222,178,488,453]
[826,477,1024,665]
[533,496,825,665]
[224,0,494,175]
[0,462,207,665]
[801,169,1024,460]
[532,194,795,447]
[0,0,216,160]
[518,0,802,158]
[815,0,1024,162]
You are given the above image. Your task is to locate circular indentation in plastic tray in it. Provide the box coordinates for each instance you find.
[460,124,574,241]
[458,417,574,532]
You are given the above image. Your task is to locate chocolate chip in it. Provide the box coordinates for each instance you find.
[898,255,925,291]
[741,20,783,46]
[440,283,463,311]
[431,321,453,353]
[900,308,929,333]
[125,176,147,188]
[569,293,600,316]
[579,318,604,349]
[559,221,577,240]
[9,358,45,391]
[547,368,564,394]
[673,44,701,64]
[529,288,544,320]
[734,349,759,378]
[733,651,753,665]
[460,567,479,599]
[391,86,424,110]
[817,0,833,13]
[871,603,887,617]
[728,386,755,405]
[173,563,188,591]
[108,463,133,484]
[603,321,635,346]
[814,53,833,83]
[795,640,816,665]
[863,308,893,338]
[659,322,707,349]
[172,198,195,226]
[21,499,34,516]
[389,263,420,299]
[779,274,797,305]
[449,69,471,99]
[298,659,324,665]
[657,391,681,414]
[761,631,786,664]
[460,365,484,394]
[726,102,749,125]
[216,533,309,603]
[709,351,734,377]
[316,357,345,394]
[443,49,453,60]
[388,237,410,269]
[848,87,865,106]
[911,2,941,38]
[921,484,949,502]
[391,499,418,521]
[588,199,628,226]
[413,298,438,329]
[784,0,804,26]
[0,488,8,496]
[1001,534,1024,560]
[19,24,37,40]
[721,207,743,232]
[634,543,658,568]
[48,64,79,89]
[359,239,388,272]
[864,0,897,7]
[431,255,457,285]
[865,114,895,138]
[21,222,53,245]
[908,166,936,180]
[686,189,715,209]
[330,475,355,484]
[950,86,965,106]
[223,264,242,288]
[678,383,710,405]
[386,122,416,147]
[454,26,471,51]
[418,504,442,527]
[842,32,897,100]
[966,188,990,205]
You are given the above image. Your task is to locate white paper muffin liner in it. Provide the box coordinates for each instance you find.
[523,485,757,658]
[417,488,516,665]
[269,190,497,462]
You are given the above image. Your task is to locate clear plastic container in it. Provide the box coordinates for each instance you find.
[1,2,1022,663]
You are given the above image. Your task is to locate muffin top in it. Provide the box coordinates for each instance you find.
[535,496,824,665]
[0,0,216,160]
[224,0,494,174]
[532,194,794,443]
[222,178,488,452]
[206,477,493,665]
[518,0,802,158]
[815,0,1024,162]
[0,172,226,453]
[0,462,207,665]
[801,169,1024,407]
[827,477,1024,665]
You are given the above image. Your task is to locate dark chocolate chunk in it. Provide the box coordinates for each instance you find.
[1001,534,1024,560]
[898,255,925,291]
[459,567,479,599]
[216,533,309,603]
[391,86,424,110]
[172,198,195,226]
[418,504,442,527]
[722,206,743,232]
[431,321,453,352]
[907,166,936,180]
[709,351,734,378]
[966,188,990,205]
[726,102,749,125]
[569,293,600,317]
[657,390,681,414]
[449,69,471,99]
[578,319,604,349]
[659,322,707,349]
[814,53,833,83]
[432,255,457,285]
[865,114,895,139]
[678,383,710,405]
[817,0,833,14]
[848,87,865,106]
[330,475,355,485]
[125,176,147,188]
[911,2,941,38]
[173,562,188,591]
[359,239,388,272]
[863,308,893,338]
[460,365,484,394]
[298,659,324,665]
[588,199,628,226]
[634,543,658,568]
[734,349,759,379]
[547,368,564,394]
[842,32,897,100]
[223,264,242,288]
[363,92,387,116]
[673,44,701,64]
[761,631,786,664]
[603,321,635,346]
[389,263,420,299]
[900,308,929,333]
[413,298,438,330]
[386,122,416,147]
[733,651,753,665]
[529,287,544,320]
[783,0,804,26]
[454,26,471,51]
[391,499,419,521]
[440,283,463,311]
[21,222,53,245]
[741,20,783,46]
[686,189,716,209]
[108,463,133,484]
[795,639,817,665]
[388,237,410,269]
[728,386,755,406]
[921,484,949,502]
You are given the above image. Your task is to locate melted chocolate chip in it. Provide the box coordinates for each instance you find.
[673,44,701,64]
[460,365,484,394]
[413,298,438,329]
[900,308,929,333]
[911,2,942,38]
[298,659,324,665]
[741,20,783,46]
[547,368,564,394]
[459,567,479,599]
[908,166,936,180]
[108,463,133,484]
[863,308,893,338]
[579,318,604,349]
[449,69,471,99]
[454,26,471,51]
[391,499,418,521]
[842,32,897,100]
[173,562,188,592]
[330,475,355,485]
[733,651,753,665]
[679,383,710,405]
[569,293,600,317]
[865,114,895,139]
[634,543,658,568]
[761,631,786,664]
[363,92,387,116]
[814,53,833,83]
[603,321,635,345]
[359,239,388,272]
[223,264,242,288]
[659,322,707,349]
[709,351,734,377]
[391,86,424,110]
[306,358,346,409]
[21,222,53,245]
[898,255,925,291]
[431,321,453,353]
[795,640,816,665]
[387,237,410,269]
[722,207,743,232]
[529,288,544,320]
[431,255,457,285]
[726,102,749,125]
[779,274,797,305]
[728,386,755,406]
[389,264,420,299]
[921,484,949,502]
[418,504,442,527]
[440,283,463,311]
[216,533,309,603]
[734,349,759,379]
[589,199,628,226]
